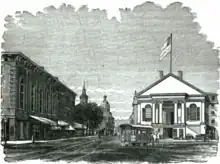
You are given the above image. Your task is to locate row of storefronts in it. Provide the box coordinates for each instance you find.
[1,51,86,141]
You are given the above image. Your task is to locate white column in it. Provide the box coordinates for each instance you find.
[201,102,204,122]
[174,102,177,124]
[152,103,155,123]
[177,128,179,138]
[159,102,163,123]
[155,108,158,123]
[137,104,140,123]
[181,103,185,123]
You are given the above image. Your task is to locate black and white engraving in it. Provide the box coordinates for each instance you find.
[1,1,219,163]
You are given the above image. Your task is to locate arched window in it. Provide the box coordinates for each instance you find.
[187,104,200,121]
[145,104,152,122]
[142,104,152,122]
[19,77,25,109]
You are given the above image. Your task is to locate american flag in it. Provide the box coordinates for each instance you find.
[160,35,172,60]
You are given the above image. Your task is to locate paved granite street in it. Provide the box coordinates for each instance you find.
[3,136,218,163]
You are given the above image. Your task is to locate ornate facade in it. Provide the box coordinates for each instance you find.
[1,51,77,141]
[131,71,218,139]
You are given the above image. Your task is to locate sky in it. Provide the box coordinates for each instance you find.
[0,0,220,120]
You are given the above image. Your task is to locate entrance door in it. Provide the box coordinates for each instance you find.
[170,112,174,124]
[167,128,173,138]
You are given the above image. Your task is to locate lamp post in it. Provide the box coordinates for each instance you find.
[3,116,8,145]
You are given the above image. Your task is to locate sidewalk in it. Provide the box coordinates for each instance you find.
[2,135,96,146]
[158,138,219,145]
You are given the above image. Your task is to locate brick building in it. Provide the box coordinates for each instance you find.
[1,51,77,141]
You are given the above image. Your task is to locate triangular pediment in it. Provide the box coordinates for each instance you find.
[139,74,205,96]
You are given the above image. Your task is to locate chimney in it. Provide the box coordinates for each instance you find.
[159,70,164,79]
[178,71,183,80]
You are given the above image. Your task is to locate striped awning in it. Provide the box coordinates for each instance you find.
[30,115,57,126]
[58,120,69,126]
[74,122,87,129]
[65,125,75,131]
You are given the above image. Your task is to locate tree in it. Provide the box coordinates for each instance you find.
[72,102,103,134]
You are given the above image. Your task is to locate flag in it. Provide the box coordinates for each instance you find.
[160,35,172,60]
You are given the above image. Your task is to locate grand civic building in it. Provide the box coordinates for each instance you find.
[1,51,77,141]
[130,71,218,139]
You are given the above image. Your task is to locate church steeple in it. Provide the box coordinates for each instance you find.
[80,80,88,104]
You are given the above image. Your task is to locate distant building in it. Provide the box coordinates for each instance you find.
[206,93,219,139]
[79,80,88,105]
[99,95,115,134]
[1,51,77,141]
[131,70,218,139]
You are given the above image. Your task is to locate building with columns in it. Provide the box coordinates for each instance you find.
[1,51,77,141]
[131,71,218,139]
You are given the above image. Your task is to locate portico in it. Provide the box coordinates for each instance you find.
[132,71,209,139]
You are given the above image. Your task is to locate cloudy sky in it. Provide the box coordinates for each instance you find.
[1,0,219,120]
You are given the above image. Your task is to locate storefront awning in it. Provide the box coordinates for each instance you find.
[30,115,57,126]
[58,120,69,126]
[74,122,87,129]
[51,126,62,130]
[65,125,75,131]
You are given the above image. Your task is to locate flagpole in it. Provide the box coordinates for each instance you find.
[169,33,173,73]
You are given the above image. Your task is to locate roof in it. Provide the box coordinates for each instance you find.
[2,51,77,96]
[137,73,207,96]
[30,115,57,126]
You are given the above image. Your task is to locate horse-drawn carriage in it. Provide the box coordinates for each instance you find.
[119,123,153,146]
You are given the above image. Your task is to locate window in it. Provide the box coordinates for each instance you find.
[39,89,43,113]
[211,119,215,124]
[211,111,215,116]
[142,104,152,122]
[46,91,49,114]
[187,104,200,121]
[19,77,25,109]
[212,96,215,101]
[31,84,35,111]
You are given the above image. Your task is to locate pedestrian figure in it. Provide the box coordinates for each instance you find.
[151,133,156,147]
